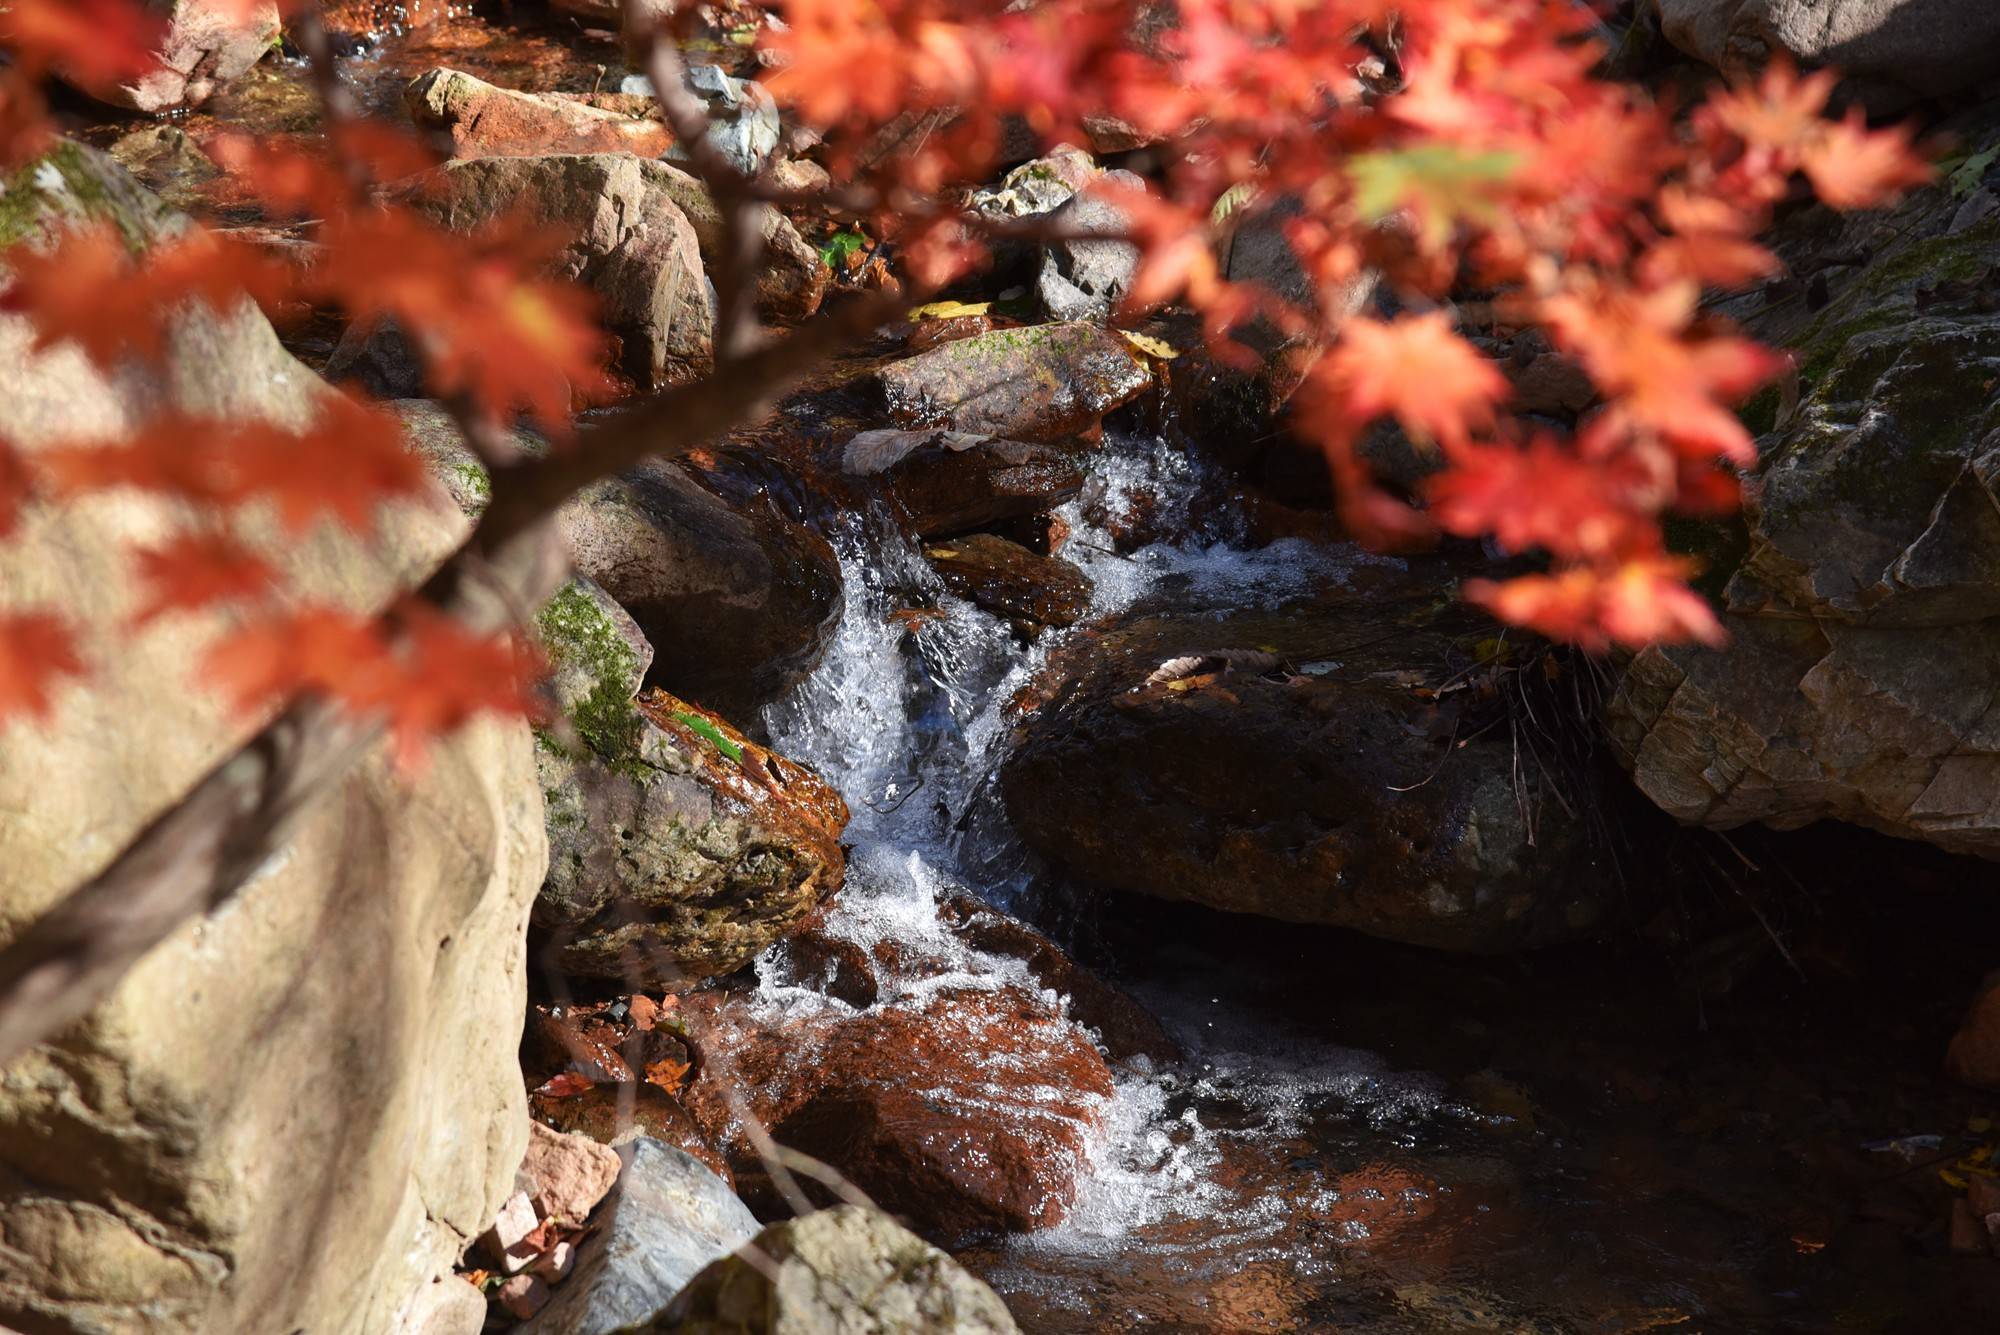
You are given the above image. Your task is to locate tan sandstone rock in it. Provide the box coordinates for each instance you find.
[0,143,545,1335]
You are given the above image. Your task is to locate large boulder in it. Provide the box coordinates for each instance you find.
[0,145,544,1334]
[535,691,849,991]
[557,463,843,716]
[922,533,1094,629]
[651,1205,1019,1333]
[880,323,1153,443]
[1647,0,2000,98]
[1605,190,2000,858]
[334,154,715,391]
[635,159,829,326]
[1001,559,1609,951]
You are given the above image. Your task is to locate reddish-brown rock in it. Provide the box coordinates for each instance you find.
[407,68,673,161]
[522,1121,623,1225]
[1948,972,2000,1091]
[842,429,1086,538]
[680,985,1116,1242]
[924,533,1095,628]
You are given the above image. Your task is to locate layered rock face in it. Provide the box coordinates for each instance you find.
[112,0,281,113]
[1606,195,2000,858]
[0,145,545,1335]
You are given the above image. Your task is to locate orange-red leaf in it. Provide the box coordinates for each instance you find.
[1467,557,1725,652]
[201,607,393,717]
[0,610,85,723]
[1800,112,1933,210]
[130,531,279,625]
[0,0,165,92]
[1312,312,1508,449]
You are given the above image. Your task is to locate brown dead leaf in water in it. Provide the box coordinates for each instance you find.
[645,1058,691,1095]
[534,1072,594,1099]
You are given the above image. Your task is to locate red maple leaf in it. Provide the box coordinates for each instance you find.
[0,0,165,93]
[225,394,433,535]
[201,607,394,718]
[130,531,279,625]
[0,610,85,724]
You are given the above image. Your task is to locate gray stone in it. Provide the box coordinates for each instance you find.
[518,1140,758,1335]
[0,144,543,1335]
[967,145,1100,221]
[880,322,1153,443]
[1035,170,1143,322]
[1647,0,2000,98]
[414,154,716,388]
[649,1205,1019,1333]
[636,159,828,324]
[556,463,842,716]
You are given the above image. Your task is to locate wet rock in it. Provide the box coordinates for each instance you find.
[650,1205,1020,1333]
[407,68,673,160]
[524,1121,625,1225]
[1948,972,2000,1091]
[1035,170,1144,322]
[105,125,221,212]
[880,322,1153,443]
[1647,0,2000,99]
[0,142,545,1335]
[907,312,996,354]
[636,159,828,325]
[1604,197,2000,859]
[842,428,1086,538]
[536,691,847,990]
[408,153,715,387]
[518,1139,759,1335]
[532,1084,730,1183]
[923,533,1094,628]
[933,893,1178,1064]
[95,0,280,112]
[1001,563,1607,952]
[680,985,1115,1241]
[557,462,842,715]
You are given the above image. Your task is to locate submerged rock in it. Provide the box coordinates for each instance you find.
[519,1139,759,1335]
[536,691,849,991]
[880,322,1153,443]
[651,1205,1019,1333]
[558,463,843,716]
[923,533,1094,628]
[0,144,544,1334]
[406,67,673,160]
[679,982,1115,1241]
[1001,562,1607,952]
[1606,194,2000,859]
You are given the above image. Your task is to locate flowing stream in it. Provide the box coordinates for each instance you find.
[749,432,2000,1333]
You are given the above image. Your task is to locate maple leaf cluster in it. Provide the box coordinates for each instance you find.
[753,0,1931,649]
[0,4,607,754]
[0,0,1935,743]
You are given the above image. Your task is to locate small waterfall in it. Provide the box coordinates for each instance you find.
[752,430,1458,1314]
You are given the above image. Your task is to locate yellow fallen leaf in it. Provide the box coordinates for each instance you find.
[909,300,992,321]
[1118,329,1179,360]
